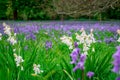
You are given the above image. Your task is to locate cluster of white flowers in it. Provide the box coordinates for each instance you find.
[117,29,120,42]
[76,28,87,44]
[33,64,43,75]
[76,28,96,55]
[14,54,24,70]
[3,23,17,45]
[3,23,11,36]
[60,35,73,49]
[0,33,2,40]
[7,33,17,45]
[3,23,24,70]
[2,23,44,75]
[117,38,120,42]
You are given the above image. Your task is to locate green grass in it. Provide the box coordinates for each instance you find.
[0,29,119,80]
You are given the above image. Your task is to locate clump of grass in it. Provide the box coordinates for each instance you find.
[0,23,118,80]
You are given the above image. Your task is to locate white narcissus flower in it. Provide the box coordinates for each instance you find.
[7,33,17,45]
[3,23,11,36]
[85,36,91,46]
[76,33,85,44]
[80,30,87,38]
[117,29,120,35]
[117,29,120,42]
[60,35,73,49]
[84,51,88,55]
[76,28,96,54]
[88,33,96,43]
[7,36,17,45]
[0,33,2,40]
[76,28,88,44]
[92,47,95,52]
[3,22,6,27]
[14,54,24,70]
[69,45,73,50]
[33,64,43,75]
[13,49,16,52]
[83,44,89,52]
[3,23,17,45]
[44,32,48,35]
[20,65,24,71]
[117,37,120,42]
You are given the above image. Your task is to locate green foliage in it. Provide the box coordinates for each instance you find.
[0,27,119,80]
[0,0,119,20]
[85,43,116,80]
[106,7,120,19]
[0,0,8,19]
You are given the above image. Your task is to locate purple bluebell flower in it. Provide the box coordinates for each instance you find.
[80,54,87,63]
[24,45,28,50]
[14,27,20,33]
[1,21,120,35]
[73,61,84,71]
[70,47,86,72]
[87,71,94,79]
[74,42,78,48]
[116,77,120,80]
[97,40,102,43]
[45,41,52,50]
[13,25,39,40]
[104,37,116,44]
[112,46,120,80]
[112,46,120,74]
[26,33,36,40]
[67,31,72,36]
[78,78,80,80]
[70,48,80,64]
[73,54,86,71]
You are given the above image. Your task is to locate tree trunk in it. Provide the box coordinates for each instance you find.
[61,14,64,21]
[13,9,17,20]
[99,13,102,21]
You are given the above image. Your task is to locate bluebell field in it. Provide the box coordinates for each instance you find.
[0,21,120,80]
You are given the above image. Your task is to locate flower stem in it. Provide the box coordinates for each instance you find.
[17,70,20,80]
[82,70,84,80]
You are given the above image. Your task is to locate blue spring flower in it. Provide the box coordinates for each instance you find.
[87,71,94,79]
[112,46,120,74]
[70,47,86,72]
[45,41,52,50]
